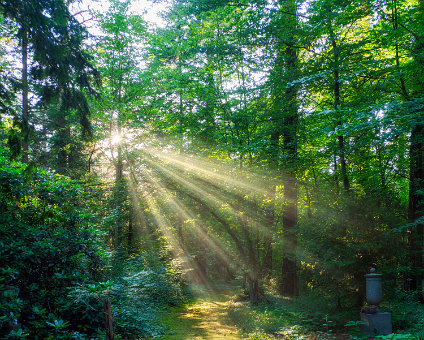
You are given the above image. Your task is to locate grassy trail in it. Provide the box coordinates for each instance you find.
[155,284,355,340]
[158,284,241,339]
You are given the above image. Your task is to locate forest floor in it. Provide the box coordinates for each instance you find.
[158,283,241,339]
[151,278,424,340]
[156,283,353,340]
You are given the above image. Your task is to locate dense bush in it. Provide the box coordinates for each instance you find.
[0,156,189,338]
[0,157,105,338]
[69,253,188,339]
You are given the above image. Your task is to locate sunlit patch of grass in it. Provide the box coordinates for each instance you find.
[226,291,357,339]
[158,303,208,339]
[157,283,242,339]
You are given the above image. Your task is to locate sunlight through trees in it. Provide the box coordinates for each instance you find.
[0,0,423,338]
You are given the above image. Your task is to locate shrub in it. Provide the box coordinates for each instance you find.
[69,253,188,339]
[0,157,105,338]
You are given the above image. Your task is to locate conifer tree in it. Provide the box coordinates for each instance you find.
[0,0,99,164]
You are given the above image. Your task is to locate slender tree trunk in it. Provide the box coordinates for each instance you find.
[55,116,72,175]
[265,126,281,277]
[114,140,123,251]
[333,150,339,193]
[281,89,298,298]
[127,217,133,252]
[116,95,123,181]
[203,50,216,140]
[263,185,276,275]
[116,145,123,180]
[177,216,184,252]
[248,275,259,304]
[237,201,260,303]
[279,0,299,297]
[306,185,312,219]
[281,166,298,296]
[338,134,349,192]
[103,298,114,340]
[378,147,386,189]
[328,24,349,192]
[392,0,409,101]
[114,71,124,251]
[21,27,29,164]
[195,250,207,284]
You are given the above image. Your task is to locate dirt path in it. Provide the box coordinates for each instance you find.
[159,285,241,339]
[156,285,353,340]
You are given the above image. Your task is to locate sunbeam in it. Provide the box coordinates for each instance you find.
[138,162,241,270]
[139,151,276,238]
[141,143,271,195]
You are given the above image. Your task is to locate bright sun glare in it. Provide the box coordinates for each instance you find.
[111,133,122,144]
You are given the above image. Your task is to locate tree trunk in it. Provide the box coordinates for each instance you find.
[116,110,123,181]
[127,217,133,252]
[333,150,339,193]
[56,117,72,175]
[272,0,300,297]
[281,171,298,296]
[177,216,184,252]
[103,298,114,340]
[279,0,299,296]
[407,122,424,292]
[248,275,259,304]
[114,73,124,251]
[21,26,29,164]
[237,200,262,301]
[195,250,208,284]
[328,23,349,192]
[264,130,280,276]
[306,185,312,219]
[403,0,424,294]
[263,185,275,276]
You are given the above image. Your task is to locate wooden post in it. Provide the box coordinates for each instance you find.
[103,298,114,340]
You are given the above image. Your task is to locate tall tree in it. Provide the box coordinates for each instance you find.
[403,0,424,293]
[93,0,145,250]
[0,0,99,165]
[271,0,300,296]
[370,0,424,293]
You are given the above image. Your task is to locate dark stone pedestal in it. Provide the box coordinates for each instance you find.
[360,312,392,337]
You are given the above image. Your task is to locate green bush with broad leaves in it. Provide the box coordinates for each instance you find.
[0,156,189,339]
[0,157,105,338]
[69,253,188,339]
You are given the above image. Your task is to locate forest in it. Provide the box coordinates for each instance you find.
[0,0,423,338]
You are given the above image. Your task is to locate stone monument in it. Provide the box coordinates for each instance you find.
[360,268,392,337]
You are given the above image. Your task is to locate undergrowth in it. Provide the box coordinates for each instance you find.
[227,287,424,340]
[228,292,353,339]
[69,252,189,339]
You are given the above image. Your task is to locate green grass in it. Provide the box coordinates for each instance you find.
[155,283,242,339]
[227,288,424,340]
[227,293,354,339]
[159,303,209,339]
[153,282,424,340]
